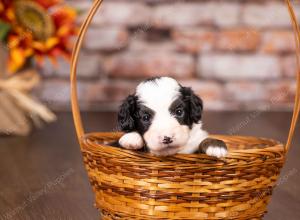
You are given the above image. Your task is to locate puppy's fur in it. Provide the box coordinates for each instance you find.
[117,77,227,157]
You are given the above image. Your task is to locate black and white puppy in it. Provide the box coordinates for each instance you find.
[117,77,227,157]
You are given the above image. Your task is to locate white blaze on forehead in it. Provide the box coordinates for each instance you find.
[136,77,181,110]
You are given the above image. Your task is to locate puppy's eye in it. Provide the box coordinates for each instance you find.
[175,109,184,117]
[142,114,151,122]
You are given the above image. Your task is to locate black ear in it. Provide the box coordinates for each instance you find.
[117,95,138,132]
[180,86,203,124]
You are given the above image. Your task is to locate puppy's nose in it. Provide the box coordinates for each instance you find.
[162,136,173,144]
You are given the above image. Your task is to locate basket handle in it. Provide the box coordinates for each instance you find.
[285,0,300,153]
[70,0,300,150]
[70,0,104,142]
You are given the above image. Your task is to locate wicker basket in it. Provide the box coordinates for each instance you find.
[70,0,300,219]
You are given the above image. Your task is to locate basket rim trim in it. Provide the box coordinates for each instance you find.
[80,132,285,160]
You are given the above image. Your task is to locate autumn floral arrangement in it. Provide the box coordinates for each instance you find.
[0,0,77,135]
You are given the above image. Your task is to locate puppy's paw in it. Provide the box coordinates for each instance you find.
[199,138,228,158]
[119,132,144,150]
[205,145,227,158]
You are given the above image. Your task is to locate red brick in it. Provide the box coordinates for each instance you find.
[242,3,291,28]
[213,3,241,28]
[91,2,151,27]
[172,29,215,54]
[262,31,295,53]
[36,80,71,109]
[82,80,137,103]
[282,55,297,78]
[104,51,195,79]
[266,80,296,105]
[152,3,240,28]
[40,53,103,79]
[84,27,129,51]
[216,29,260,52]
[198,54,281,80]
[152,3,214,28]
[76,53,105,78]
[37,79,137,111]
[129,39,177,52]
[224,80,296,110]
[180,80,223,101]
[225,81,268,102]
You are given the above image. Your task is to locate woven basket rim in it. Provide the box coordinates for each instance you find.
[80,132,285,165]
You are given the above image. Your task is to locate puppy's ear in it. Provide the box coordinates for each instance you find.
[180,87,203,123]
[117,95,138,132]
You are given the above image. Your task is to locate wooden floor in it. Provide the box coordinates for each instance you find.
[0,111,299,220]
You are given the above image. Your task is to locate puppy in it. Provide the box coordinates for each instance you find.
[117,77,227,157]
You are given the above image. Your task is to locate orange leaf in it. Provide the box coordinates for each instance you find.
[32,41,47,52]
[57,26,71,37]
[0,3,4,13]
[8,48,27,73]
[45,37,59,49]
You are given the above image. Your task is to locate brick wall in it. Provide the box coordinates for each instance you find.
[37,0,299,111]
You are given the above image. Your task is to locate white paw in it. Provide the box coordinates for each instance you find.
[119,132,144,150]
[206,146,228,158]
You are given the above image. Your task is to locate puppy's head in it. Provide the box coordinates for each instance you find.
[118,77,203,156]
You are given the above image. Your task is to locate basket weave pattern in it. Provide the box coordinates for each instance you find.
[70,0,300,219]
[81,133,284,219]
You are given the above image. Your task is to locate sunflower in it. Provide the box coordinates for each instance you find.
[0,0,77,73]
